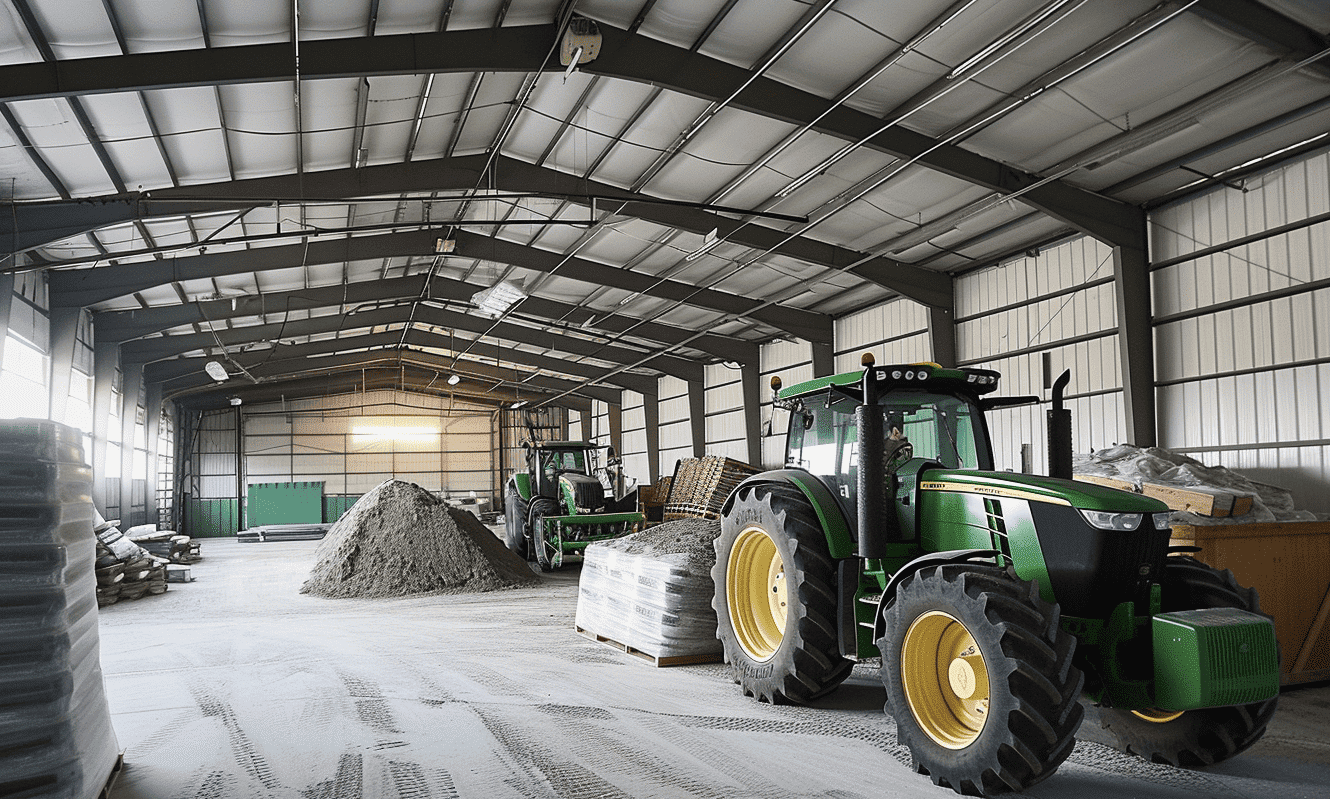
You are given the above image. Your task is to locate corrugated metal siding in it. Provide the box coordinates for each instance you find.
[703,363,749,462]
[834,298,932,371]
[657,375,693,476]
[956,237,1122,473]
[760,339,816,469]
[1151,149,1330,513]
[620,390,650,484]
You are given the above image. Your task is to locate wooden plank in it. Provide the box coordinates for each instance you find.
[1075,474,1247,517]
[575,626,722,667]
[1292,582,1330,674]
[1171,521,1330,541]
[1074,474,1138,492]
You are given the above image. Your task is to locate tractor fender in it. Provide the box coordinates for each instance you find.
[871,549,1002,642]
[722,470,855,558]
[510,472,533,502]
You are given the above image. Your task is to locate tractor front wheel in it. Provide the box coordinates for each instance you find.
[530,499,559,572]
[1080,556,1278,767]
[880,564,1083,795]
[503,486,529,559]
[713,482,853,704]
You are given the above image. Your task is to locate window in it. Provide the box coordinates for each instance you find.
[0,334,49,420]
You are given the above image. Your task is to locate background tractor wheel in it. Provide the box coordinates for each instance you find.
[530,499,558,572]
[880,564,1083,795]
[503,487,529,559]
[712,482,853,705]
[1080,556,1278,768]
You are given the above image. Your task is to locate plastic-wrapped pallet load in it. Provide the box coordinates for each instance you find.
[575,518,723,663]
[0,419,120,799]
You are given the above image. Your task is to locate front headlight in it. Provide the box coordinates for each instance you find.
[1079,509,1142,531]
[1153,512,1173,531]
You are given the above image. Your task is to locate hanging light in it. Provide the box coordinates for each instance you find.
[205,360,228,382]
[447,374,461,385]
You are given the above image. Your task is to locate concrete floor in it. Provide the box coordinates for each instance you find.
[98,538,1330,799]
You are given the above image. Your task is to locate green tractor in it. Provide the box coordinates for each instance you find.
[504,441,644,571]
[713,355,1280,795]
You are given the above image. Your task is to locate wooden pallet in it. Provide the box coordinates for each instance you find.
[1075,474,1253,517]
[663,456,760,520]
[575,625,722,667]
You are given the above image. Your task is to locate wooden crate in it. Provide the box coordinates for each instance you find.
[1170,521,1330,685]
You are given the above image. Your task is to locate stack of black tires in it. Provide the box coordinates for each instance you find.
[0,419,120,798]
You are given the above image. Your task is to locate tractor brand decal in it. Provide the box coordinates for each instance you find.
[920,481,1071,506]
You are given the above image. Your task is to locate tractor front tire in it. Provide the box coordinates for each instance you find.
[713,482,853,705]
[1081,556,1278,768]
[880,564,1083,795]
[503,487,529,559]
[530,499,558,572]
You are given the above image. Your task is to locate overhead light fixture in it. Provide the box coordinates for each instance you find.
[228,397,243,406]
[684,228,721,262]
[559,16,601,66]
[434,237,456,253]
[205,360,229,382]
[470,280,527,319]
[511,400,528,409]
[447,374,461,385]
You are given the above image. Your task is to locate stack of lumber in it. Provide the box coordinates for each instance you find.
[94,521,168,606]
[237,522,332,543]
[663,456,760,521]
[0,419,121,797]
[125,525,202,564]
[1072,444,1312,524]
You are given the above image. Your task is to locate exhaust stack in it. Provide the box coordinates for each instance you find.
[1047,369,1073,479]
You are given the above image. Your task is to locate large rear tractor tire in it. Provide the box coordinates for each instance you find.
[1081,556,1278,768]
[880,564,1084,795]
[530,498,559,572]
[503,487,529,559]
[713,482,853,705]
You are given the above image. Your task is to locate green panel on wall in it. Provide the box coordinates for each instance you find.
[185,498,241,537]
[247,481,324,527]
[323,495,360,524]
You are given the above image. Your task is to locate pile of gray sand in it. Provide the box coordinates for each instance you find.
[594,516,722,577]
[301,479,538,599]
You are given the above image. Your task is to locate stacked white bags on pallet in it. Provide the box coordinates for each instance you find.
[0,420,120,799]
[575,517,723,662]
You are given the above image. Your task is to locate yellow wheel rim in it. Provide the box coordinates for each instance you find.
[726,526,787,662]
[1132,708,1185,723]
[901,611,991,749]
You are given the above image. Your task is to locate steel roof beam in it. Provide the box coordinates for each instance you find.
[51,225,827,342]
[118,302,703,381]
[93,273,757,364]
[144,326,659,395]
[161,346,624,406]
[0,22,1141,250]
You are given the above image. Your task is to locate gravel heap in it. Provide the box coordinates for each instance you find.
[301,480,538,599]
[594,516,722,576]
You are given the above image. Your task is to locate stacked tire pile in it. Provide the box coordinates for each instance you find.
[575,517,723,662]
[0,419,120,798]
[93,516,167,606]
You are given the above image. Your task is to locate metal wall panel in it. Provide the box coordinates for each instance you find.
[759,339,815,469]
[657,375,693,475]
[1151,149,1330,512]
[620,390,650,482]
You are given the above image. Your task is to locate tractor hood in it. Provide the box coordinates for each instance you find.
[920,469,1168,514]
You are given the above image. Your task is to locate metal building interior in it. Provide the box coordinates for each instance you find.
[2,0,1330,797]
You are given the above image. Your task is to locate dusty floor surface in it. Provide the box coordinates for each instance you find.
[99,539,1330,799]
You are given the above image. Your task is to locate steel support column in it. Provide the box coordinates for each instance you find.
[144,380,162,526]
[1113,242,1156,447]
[688,379,706,459]
[91,341,118,515]
[928,305,957,368]
[47,306,80,424]
[120,361,144,526]
[741,363,762,467]
[811,341,834,378]
[642,391,660,485]
[0,273,13,375]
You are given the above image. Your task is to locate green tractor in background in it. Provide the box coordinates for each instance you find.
[504,440,643,571]
[714,355,1280,795]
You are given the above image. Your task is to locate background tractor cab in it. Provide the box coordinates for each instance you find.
[504,441,642,571]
